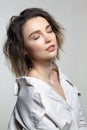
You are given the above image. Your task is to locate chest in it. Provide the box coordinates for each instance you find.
[48,72,67,101]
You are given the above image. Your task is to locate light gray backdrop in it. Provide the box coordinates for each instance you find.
[0,0,87,130]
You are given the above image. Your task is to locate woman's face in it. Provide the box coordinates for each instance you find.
[22,16,57,62]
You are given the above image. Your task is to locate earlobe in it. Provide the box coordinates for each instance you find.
[23,48,28,55]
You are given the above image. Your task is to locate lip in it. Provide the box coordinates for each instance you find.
[46,45,55,51]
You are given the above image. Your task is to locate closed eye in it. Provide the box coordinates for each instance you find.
[47,29,53,33]
[33,35,40,40]
[47,26,53,33]
[31,34,40,40]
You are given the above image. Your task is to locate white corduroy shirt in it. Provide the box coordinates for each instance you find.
[8,65,87,130]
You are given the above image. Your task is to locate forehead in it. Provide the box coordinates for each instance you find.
[22,16,50,33]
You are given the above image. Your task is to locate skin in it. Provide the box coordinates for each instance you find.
[22,16,57,62]
[22,16,66,100]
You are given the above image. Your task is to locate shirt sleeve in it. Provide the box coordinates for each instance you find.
[7,85,60,130]
[79,104,87,130]
[74,87,87,130]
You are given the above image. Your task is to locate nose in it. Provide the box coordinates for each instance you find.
[44,33,52,44]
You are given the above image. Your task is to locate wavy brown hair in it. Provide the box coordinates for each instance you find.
[3,8,64,77]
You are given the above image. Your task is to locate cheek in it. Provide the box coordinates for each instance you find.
[51,33,57,43]
[54,35,57,42]
[27,43,43,54]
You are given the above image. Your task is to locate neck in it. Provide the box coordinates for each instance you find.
[28,60,55,81]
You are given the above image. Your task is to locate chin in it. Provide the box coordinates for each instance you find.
[50,51,57,58]
[47,53,57,60]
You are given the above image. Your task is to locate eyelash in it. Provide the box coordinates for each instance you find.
[32,29,53,40]
[33,36,40,40]
[48,30,53,33]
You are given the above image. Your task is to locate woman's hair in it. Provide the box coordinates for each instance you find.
[3,8,64,77]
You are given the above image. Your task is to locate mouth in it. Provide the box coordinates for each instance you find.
[46,45,55,52]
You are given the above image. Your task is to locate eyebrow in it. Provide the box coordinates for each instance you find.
[28,24,51,39]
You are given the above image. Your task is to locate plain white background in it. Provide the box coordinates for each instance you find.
[0,0,87,129]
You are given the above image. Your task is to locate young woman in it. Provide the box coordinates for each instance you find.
[3,8,87,130]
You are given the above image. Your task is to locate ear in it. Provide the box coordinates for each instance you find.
[23,48,28,55]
